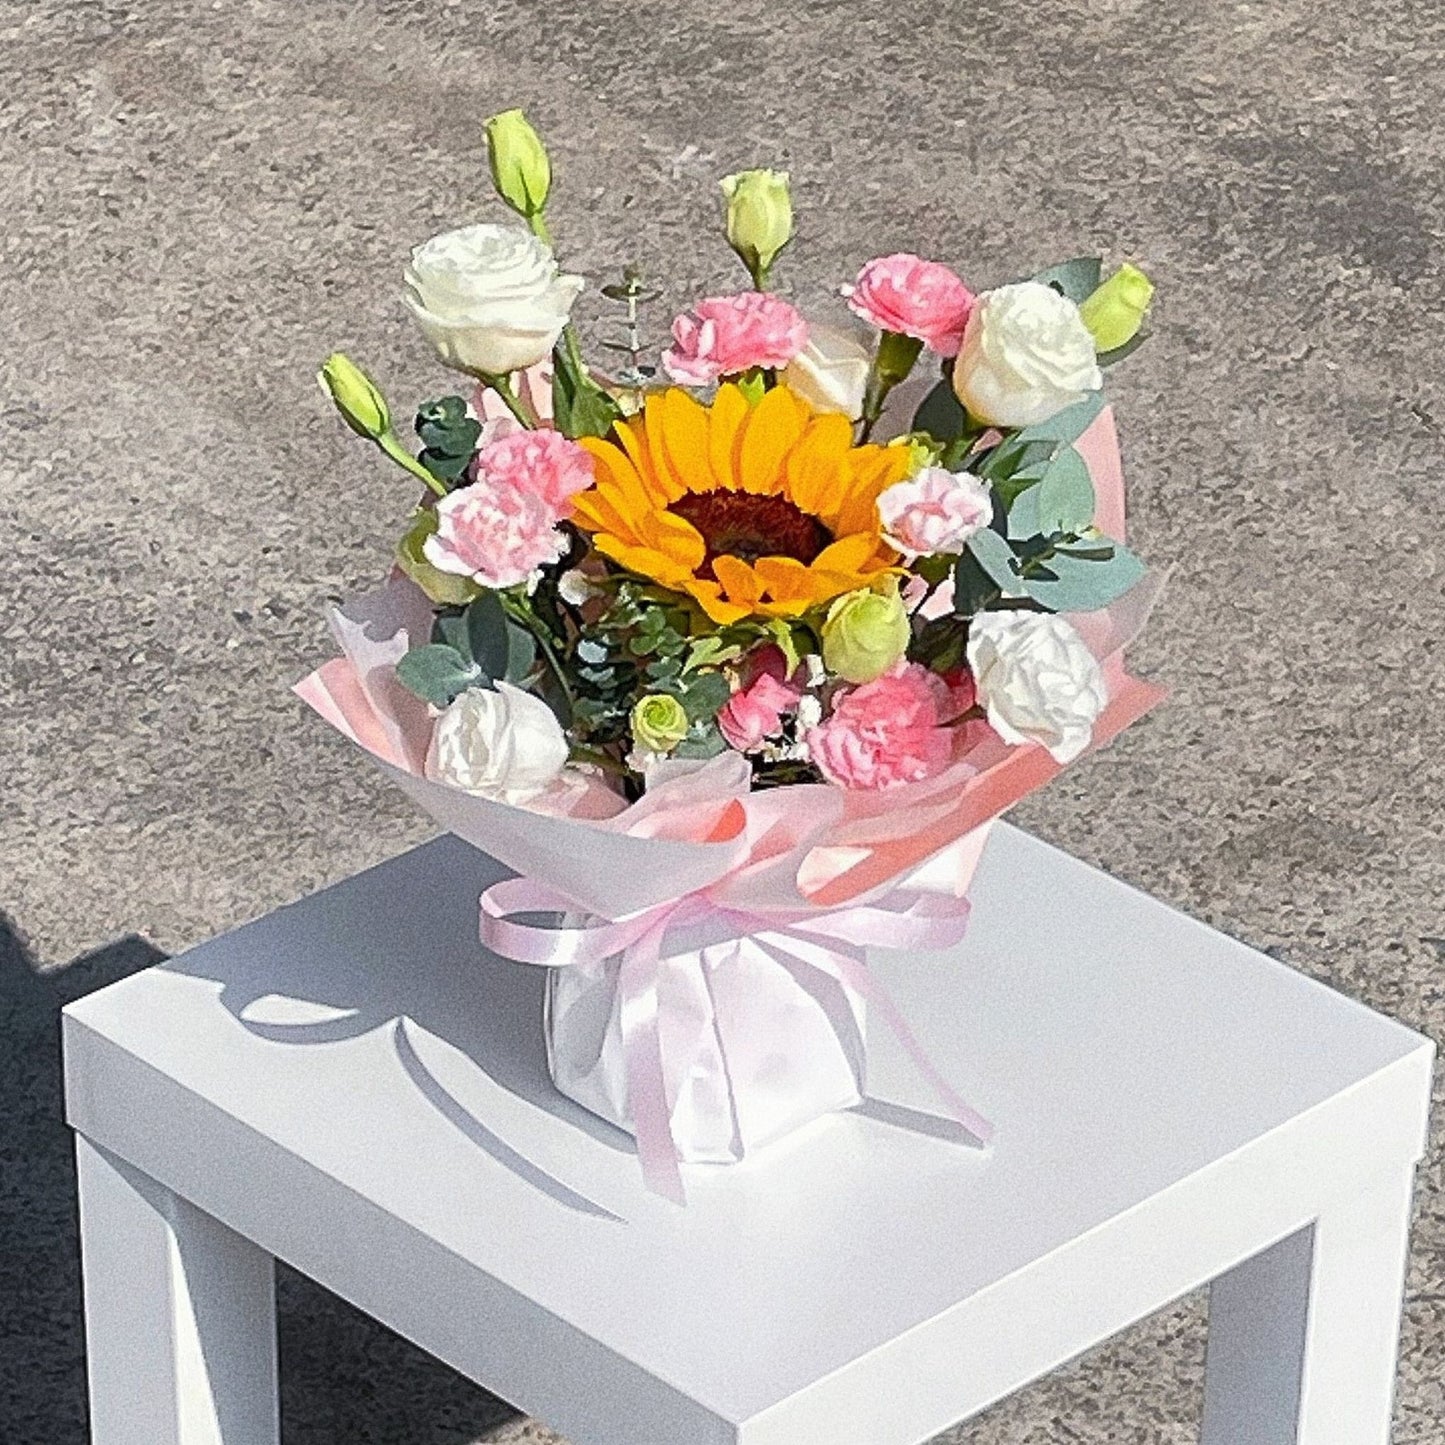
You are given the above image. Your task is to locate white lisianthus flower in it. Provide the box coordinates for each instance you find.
[426,682,569,804]
[404,224,584,376]
[952,281,1103,428]
[781,326,871,418]
[966,611,1107,763]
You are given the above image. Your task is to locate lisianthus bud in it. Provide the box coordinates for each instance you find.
[630,693,690,753]
[1079,263,1154,353]
[396,509,482,607]
[821,582,911,684]
[485,109,552,220]
[318,353,390,440]
[720,168,793,285]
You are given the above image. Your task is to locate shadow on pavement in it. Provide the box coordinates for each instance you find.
[0,913,522,1445]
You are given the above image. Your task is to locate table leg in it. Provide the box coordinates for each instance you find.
[76,1136,280,1445]
[1200,1169,1417,1445]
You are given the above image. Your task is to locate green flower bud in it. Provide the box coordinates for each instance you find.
[486,109,552,220]
[318,353,390,440]
[1079,262,1155,353]
[821,582,911,684]
[630,693,690,754]
[396,509,482,607]
[720,168,793,285]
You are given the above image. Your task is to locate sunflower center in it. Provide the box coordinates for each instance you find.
[671,489,832,578]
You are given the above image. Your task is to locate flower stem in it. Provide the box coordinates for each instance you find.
[378,431,448,498]
[476,372,537,429]
[500,593,575,715]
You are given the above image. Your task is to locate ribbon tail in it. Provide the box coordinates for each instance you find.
[617,922,687,1205]
[826,950,995,1146]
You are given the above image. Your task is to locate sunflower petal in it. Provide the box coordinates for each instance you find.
[593,534,699,590]
[783,413,858,519]
[813,531,890,573]
[711,554,763,608]
[655,388,714,498]
[634,506,708,569]
[708,383,751,490]
[738,385,809,495]
[684,577,754,625]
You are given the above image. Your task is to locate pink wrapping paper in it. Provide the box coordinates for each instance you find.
[295,407,1164,1196]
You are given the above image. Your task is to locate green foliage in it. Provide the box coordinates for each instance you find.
[1030,256,1102,304]
[552,342,623,439]
[911,614,970,674]
[414,396,480,483]
[1017,538,1146,612]
[434,591,509,681]
[912,376,970,446]
[1012,392,1105,445]
[395,644,484,707]
[1006,445,1095,539]
[964,526,1026,598]
[394,591,539,707]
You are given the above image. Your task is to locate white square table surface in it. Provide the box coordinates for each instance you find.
[64,823,1434,1445]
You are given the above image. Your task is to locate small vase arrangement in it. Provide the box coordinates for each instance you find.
[298,109,1164,1201]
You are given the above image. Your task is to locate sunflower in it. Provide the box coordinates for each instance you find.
[573,383,910,624]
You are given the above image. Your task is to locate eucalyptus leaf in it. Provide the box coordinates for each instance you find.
[979,435,1058,484]
[1034,446,1096,534]
[1006,484,1043,540]
[680,670,731,723]
[1020,539,1146,612]
[504,621,537,683]
[965,526,1024,596]
[1030,256,1102,304]
[462,592,509,680]
[395,644,483,707]
[1013,392,1105,445]
[673,725,728,761]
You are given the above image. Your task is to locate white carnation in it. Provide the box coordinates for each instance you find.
[966,611,1107,763]
[426,682,569,804]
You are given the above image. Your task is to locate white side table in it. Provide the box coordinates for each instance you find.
[64,824,1434,1445]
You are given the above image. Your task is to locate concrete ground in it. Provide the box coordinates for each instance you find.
[2,0,1443,1439]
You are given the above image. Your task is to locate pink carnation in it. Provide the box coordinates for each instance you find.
[474,428,594,512]
[662,292,809,386]
[843,253,975,357]
[424,485,568,590]
[422,430,592,590]
[877,466,992,558]
[808,661,957,790]
[718,650,803,752]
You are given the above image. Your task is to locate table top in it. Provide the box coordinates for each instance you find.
[64,823,1433,1443]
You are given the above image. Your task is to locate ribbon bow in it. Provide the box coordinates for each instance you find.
[480,876,994,1202]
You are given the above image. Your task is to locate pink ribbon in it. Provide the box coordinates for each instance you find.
[480,877,995,1203]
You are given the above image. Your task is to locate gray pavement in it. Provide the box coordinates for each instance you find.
[2,0,1443,1440]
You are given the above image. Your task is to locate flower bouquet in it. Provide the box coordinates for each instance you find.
[298,110,1165,1200]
